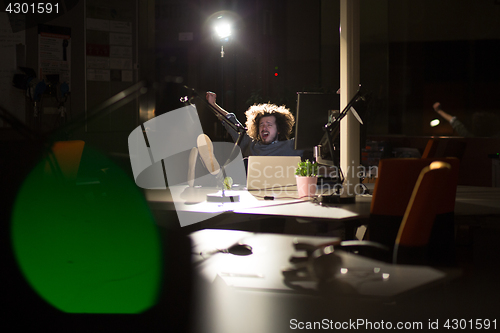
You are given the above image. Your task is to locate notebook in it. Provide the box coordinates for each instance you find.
[246,156,301,197]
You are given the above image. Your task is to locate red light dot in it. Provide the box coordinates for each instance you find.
[274,73,278,76]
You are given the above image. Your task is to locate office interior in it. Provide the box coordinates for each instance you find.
[2,0,500,331]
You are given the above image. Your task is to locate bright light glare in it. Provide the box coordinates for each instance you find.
[430,119,440,127]
[12,146,161,313]
[215,22,232,39]
[340,268,348,274]
[323,245,334,255]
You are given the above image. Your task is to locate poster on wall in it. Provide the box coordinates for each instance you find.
[0,13,26,127]
[86,17,133,82]
[38,24,71,90]
[85,0,136,132]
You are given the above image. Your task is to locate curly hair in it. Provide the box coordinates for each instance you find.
[245,103,295,141]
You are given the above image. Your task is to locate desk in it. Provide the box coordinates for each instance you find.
[190,230,456,333]
[191,229,447,296]
[144,185,500,232]
[145,185,371,231]
[454,186,500,216]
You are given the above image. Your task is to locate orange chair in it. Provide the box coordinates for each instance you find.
[367,157,460,265]
[341,161,453,265]
[45,140,85,180]
[393,161,453,264]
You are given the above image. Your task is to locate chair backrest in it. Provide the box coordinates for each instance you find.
[371,157,460,216]
[368,157,460,252]
[45,140,85,180]
[393,161,452,264]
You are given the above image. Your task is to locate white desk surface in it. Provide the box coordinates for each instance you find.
[454,185,500,216]
[189,230,457,333]
[145,185,372,221]
[190,229,447,298]
[144,185,500,227]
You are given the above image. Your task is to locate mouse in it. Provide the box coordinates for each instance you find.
[227,244,253,256]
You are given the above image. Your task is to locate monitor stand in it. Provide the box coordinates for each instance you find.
[314,145,357,204]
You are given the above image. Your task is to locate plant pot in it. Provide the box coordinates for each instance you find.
[296,176,318,198]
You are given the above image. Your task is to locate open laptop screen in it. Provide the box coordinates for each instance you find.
[246,156,301,191]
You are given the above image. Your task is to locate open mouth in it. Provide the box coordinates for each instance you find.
[261,131,269,140]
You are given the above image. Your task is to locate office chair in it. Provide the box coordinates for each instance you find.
[340,161,453,265]
[366,157,460,265]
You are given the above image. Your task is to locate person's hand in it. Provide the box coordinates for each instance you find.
[433,102,442,112]
[433,102,454,122]
[206,91,217,106]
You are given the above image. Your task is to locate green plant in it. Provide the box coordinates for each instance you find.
[295,159,318,177]
[223,176,233,190]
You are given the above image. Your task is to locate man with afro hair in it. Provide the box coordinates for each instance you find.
[206,91,303,158]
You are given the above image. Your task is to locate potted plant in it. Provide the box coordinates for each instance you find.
[295,159,318,197]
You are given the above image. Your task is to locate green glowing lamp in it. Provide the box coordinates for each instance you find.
[11,145,162,314]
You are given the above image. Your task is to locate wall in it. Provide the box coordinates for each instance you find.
[16,0,153,156]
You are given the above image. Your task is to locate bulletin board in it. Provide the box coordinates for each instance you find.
[38,24,71,89]
[85,0,137,132]
[0,12,26,127]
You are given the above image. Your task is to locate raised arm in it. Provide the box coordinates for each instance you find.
[433,102,454,123]
[206,92,229,117]
[206,91,246,136]
[433,102,474,137]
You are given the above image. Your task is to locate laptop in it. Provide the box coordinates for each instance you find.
[246,156,301,198]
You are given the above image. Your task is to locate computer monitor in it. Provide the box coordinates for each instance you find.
[294,92,340,151]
